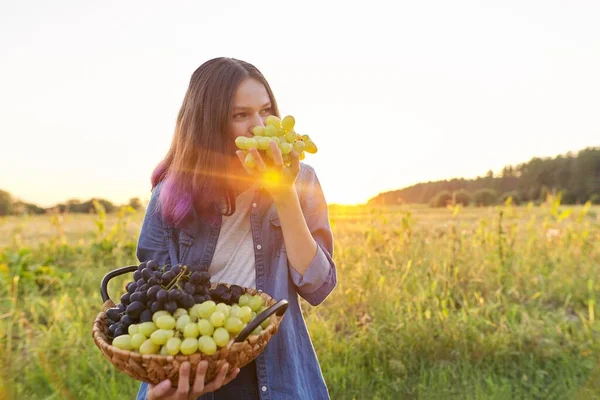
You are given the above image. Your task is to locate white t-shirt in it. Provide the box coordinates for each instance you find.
[208,184,258,289]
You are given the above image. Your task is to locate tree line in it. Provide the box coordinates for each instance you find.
[0,192,144,216]
[368,146,600,206]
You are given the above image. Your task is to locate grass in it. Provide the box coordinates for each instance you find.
[0,197,599,399]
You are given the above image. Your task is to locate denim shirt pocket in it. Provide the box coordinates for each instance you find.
[165,226,195,265]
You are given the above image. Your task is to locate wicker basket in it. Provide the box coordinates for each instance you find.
[92,265,288,386]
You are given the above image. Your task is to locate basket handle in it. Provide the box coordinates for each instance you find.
[101,265,138,302]
[234,299,289,343]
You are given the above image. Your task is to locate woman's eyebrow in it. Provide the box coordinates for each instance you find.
[233,102,271,111]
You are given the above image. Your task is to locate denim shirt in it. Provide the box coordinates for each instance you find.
[134,163,337,400]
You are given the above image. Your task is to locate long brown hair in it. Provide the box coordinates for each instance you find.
[150,57,280,228]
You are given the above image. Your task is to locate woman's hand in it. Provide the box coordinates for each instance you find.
[147,361,240,400]
[236,140,300,203]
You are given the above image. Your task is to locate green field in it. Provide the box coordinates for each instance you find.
[1,198,599,399]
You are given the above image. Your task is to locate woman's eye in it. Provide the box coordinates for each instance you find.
[234,113,247,119]
[260,108,271,116]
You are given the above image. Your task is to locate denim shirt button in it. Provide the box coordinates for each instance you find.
[261,386,267,392]
[256,244,262,250]
[252,202,257,207]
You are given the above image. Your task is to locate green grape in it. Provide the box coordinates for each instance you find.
[293,140,305,152]
[304,140,318,154]
[197,301,217,319]
[180,337,199,355]
[264,125,278,137]
[299,151,305,160]
[238,294,250,307]
[301,134,310,142]
[138,321,157,337]
[197,319,215,336]
[261,316,271,329]
[139,339,160,355]
[156,315,176,330]
[165,337,182,356]
[198,336,218,355]
[257,136,272,150]
[210,311,226,327]
[245,138,258,149]
[252,126,265,136]
[277,127,287,137]
[112,334,132,350]
[152,311,169,324]
[130,333,146,350]
[248,295,264,311]
[251,311,257,320]
[128,324,138,336]
[150,329,173,346]
[173,308,188,319]
[224,317,244,335]
[160,344,169,355]
[183,322,200,338]
[282,115,295,131]
[239,306,252,323]
[176,315,192,331]
[235,136,248,150]
[266,115,281,128]
[278,142,292,155]
[212,327,230,347]
[230,305,242,319]
[251,326,263,336]
[216,303,230,318]
[285,130,296,143]
[189,304,203,320]
[244,152,256,168]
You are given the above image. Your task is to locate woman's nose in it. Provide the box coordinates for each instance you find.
[250,114,265,133]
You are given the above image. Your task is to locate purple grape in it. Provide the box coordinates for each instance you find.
[181,294,194,309]
[108,323,119,336]
[120,293,131,305]
[117,304,126,313]
[171,265,182,275]
[190,272,202,284]
[168,289,182,302]
[126,301,145,319]
[140,309,152,323]
[193,295,204,304]
[150,302,161,313]
[147,277,158,286]
[165,301,177,314]
[138,284,149,293]
[146,260,158,270]
[126,282,137,294]
[141,268,152,281]
[106,307,120,322]
[162,272,175,284]
[183,282,196,295]
[147,285,160,300]
[133,270,142,281]
[136,278,145,287]
[130,292,146,303]
[114,324,126,337]
[157,289,168,303]
[121,315,134,327]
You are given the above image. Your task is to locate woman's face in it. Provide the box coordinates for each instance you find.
[229,78,273,141]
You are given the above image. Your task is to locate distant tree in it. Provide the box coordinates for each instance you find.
[0,190,13,216]
[128,197,142,210]
[453,189,472,206]
[474,188,498,206]
[430,190,452,207]
[500,190,520,205]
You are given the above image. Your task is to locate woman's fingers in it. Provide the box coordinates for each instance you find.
[269,141,284,167]
[236,150,254,175]
[190,360,209,396]
[250,148,267,172]
[202,362,230,393]
[147,379,173,400]
[175,362,191,398]
[221,367,241,386]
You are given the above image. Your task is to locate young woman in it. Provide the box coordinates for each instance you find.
[134,57,337,400]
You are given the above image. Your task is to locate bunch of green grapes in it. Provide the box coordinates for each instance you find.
[111,294,270,356]
[234,114,318,168]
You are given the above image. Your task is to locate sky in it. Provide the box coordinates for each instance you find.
[1,0,599,206]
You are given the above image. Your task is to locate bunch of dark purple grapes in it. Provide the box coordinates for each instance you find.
[105,260,211,339]
[209,283,244,305]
